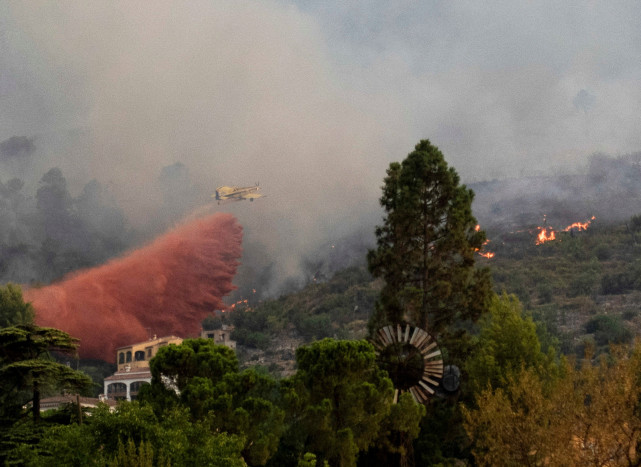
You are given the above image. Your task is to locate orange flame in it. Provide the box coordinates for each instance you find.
[228,298,249,311]
[563,216,595,232]
[474,224,495,258]
[536,228,556,245]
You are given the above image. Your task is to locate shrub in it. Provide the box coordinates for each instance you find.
[297,314,333,340]
[594,244,612,261]
[568,271,598,297]
[601,272,635,295]
[585,314,633,346]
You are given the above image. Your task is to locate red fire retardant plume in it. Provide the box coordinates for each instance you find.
[25,213,242,361]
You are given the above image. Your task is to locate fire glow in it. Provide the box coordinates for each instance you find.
[474,224,495,259]
[478,250,495,259]
[536,228,556,245]
[229,299,249,310]
[25,213,243,361]
[535,216,595,245]
[563,216,596,232]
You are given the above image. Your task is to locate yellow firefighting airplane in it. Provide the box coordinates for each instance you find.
[213,183,263,204]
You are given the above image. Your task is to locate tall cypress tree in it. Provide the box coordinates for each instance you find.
[367,140,492,357]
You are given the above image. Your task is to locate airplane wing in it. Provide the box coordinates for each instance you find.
[243,193,263,199]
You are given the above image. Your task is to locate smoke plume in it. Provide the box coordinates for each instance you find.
[3,2,641,300]
[24,213,242,361]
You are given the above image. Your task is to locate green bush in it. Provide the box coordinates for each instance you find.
[585,314,633,346]
[594,243,612,261]
[297,314,333,340]
[601,260,641,294]
[567,270,598,297]
[601,271,635,294]
[202,314,223,330]
[231,328,270,349]
[537,282,554,303]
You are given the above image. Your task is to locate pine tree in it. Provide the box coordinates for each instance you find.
[0,324,92,423]
[367,140,492,352]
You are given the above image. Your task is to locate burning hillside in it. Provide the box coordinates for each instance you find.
[475,216,597,257]
[536,228,556,245]
[535,216,596,245]
[475,224,496,259]
[24,213,243,361]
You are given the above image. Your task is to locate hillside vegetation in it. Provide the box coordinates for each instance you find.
[206,266,380,374]
[225,213,641,373]
[486,215,641,355]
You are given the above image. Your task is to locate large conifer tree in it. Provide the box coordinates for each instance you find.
[367,140,492,348]
[0,323,92,423]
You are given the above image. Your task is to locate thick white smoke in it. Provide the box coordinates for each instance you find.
[2,1,641,294]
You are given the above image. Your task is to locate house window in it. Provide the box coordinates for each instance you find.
[134,351,145,361]
[119,352,125,364]
[146,347,152,358]
[126,351,132,362]
[107,382,127,396]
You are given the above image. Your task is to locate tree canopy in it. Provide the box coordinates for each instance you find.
[464,293,558,395]
[140,338,284,466]
[463,345,641,466]
[367,140,492,342]
[0,324,92,424]
[0,284,34,328]
[279,339,394,467]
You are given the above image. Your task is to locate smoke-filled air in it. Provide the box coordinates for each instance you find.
[2,3,641,307]
[23,213,242,360]
[4,3,641,465]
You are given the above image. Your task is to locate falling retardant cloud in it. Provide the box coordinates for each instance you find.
[24,213,242,361]
[0,1,401,288]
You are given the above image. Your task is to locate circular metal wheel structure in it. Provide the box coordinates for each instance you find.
[373,324,444,404]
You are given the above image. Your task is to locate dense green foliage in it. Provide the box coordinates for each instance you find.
[0,286,94,463]
[367,140,492,337]
[0,283,35,327]
[281,339,394,467]
[0,325,93,424]
[139,338,284,466]
[487,214,641,356]
[7,403,248,466]
[0,335,429,466]
[465,293,558,394]
[5,148,641,465]
[226,266,377,354]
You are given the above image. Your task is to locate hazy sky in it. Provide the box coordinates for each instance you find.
[1,1,640,284]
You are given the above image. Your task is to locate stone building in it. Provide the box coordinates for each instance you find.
[200,324,236,349]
